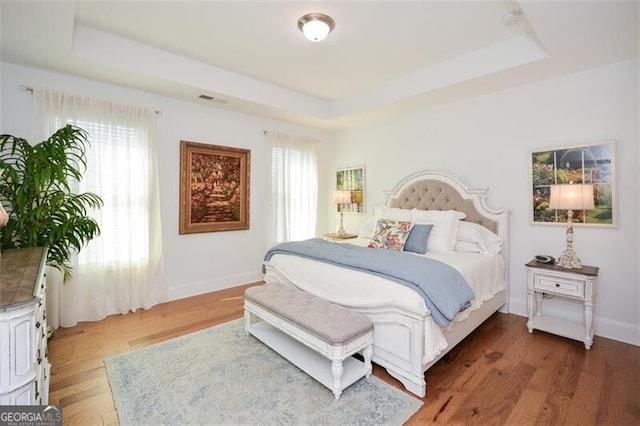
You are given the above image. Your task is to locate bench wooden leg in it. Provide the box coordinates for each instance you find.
[331,360,344,400]
[244,310,252,335]
[363,345,373,378]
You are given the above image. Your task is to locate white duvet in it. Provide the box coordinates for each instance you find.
[264,237,507,363]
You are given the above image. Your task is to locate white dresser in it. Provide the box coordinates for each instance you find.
[0,247,50,405]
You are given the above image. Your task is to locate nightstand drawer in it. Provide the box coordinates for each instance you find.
[534,274,584,298]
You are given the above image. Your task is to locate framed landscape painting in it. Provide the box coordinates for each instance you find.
[530,140,615,226]
[336,166,365,214]
[179,140,250,234]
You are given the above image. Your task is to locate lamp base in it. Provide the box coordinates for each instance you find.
[556,210,583,269]
[556,248,583,269]
[337,211,346,235]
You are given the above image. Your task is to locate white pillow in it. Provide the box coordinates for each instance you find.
[454,240,482,253]
[373,205,412,222]
[357,217,376,239]
[456,221,503,255]
[411,209,465,254]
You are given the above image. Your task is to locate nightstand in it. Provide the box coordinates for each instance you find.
[324,233,358,241]
[525,260,599,349]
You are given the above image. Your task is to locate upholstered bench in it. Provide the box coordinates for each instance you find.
[244,282,373,400]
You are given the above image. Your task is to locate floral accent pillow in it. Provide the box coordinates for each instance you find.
[368,219,414,251]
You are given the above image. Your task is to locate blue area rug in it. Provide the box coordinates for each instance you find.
[105,318,422,425]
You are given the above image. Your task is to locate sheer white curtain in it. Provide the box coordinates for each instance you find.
[33,89,167,328]
[269,132,318,244]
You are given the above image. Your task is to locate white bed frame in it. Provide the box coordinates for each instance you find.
[265,170,510,398]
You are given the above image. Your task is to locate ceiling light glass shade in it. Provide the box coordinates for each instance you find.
[298,13,335,42]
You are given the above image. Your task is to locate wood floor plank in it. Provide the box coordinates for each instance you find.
[534,344,586,425]
[564,372,602,425]
[595,341,640,425]
[46,283,640,425]
[447,362,535,425]
[527,366,556,392]
[59,391,119,426]
[49,366,104,393]
[504,388,547,425]
[407,390,467,424]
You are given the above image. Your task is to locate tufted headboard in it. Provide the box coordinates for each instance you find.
[388,178,497,233]
[382,170,508,237]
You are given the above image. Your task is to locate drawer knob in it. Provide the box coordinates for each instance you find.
[555,283,560,287]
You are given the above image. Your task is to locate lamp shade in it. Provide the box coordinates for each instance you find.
[334,190,351,204]
[549,184,595,210]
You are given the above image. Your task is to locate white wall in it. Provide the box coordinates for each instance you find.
[331,60,639,345]
[2,60,636,346]
[0,62,335,301]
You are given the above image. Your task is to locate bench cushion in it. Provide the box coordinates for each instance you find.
[245,283,372,345]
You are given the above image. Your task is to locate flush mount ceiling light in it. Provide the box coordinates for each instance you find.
[297,13,335,42]
[502,11,521,26]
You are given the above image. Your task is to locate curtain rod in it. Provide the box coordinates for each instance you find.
[262,130,321,144]
[20,84,162,115]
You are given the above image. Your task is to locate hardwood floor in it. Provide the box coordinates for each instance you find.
[47,283,639,425]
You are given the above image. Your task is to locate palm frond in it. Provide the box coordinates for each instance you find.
[0,125,103,280]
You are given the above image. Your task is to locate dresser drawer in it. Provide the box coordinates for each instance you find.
[534,274,585,298]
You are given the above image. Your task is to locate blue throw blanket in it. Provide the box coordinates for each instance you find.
[263,238,474,327]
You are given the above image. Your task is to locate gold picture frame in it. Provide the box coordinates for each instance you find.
[179,140,250,234]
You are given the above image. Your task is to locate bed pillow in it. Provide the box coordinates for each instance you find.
[368,219,414,251]
[357,216,377,239]
[454,240,483,253]
[457,221,503,255]
[411,209,466,254]
[403,224,434,254]
[373,205,412,222]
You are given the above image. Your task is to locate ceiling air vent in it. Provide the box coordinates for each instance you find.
[198,94,228,104]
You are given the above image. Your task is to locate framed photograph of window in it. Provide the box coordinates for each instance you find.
[179,140,250,234]
[336,166,365,214]
[530,140,615,226]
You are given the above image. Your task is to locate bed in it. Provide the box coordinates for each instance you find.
[263,169,510,398]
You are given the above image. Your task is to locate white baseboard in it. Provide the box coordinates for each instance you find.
[509,299,639,347]
[167,271,264,302]
[594,317,640,346]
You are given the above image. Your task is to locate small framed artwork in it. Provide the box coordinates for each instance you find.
[336,166,365,214]
[179,140,250,234]
[530,140,615,226]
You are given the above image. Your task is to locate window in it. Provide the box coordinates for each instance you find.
[269,132,318,243]
[64,119,152,267]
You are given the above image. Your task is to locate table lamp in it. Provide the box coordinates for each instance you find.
[334,190,351,235]
[548,183,595,268]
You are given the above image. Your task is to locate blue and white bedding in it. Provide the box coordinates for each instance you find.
[264,236,507,365]
[264,238,474,327]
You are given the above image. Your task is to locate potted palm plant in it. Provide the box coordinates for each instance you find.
[0,125,103,280]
